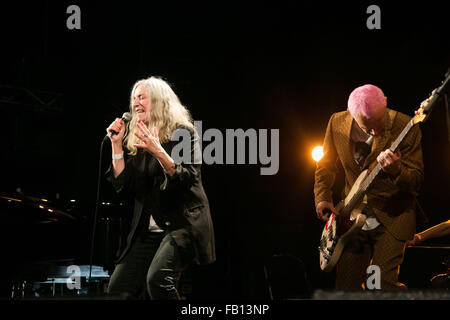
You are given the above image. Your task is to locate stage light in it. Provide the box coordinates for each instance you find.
[312,146,324,162]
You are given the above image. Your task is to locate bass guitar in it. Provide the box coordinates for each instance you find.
[318,96,431,272]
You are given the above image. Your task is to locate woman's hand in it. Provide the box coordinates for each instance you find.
[133,121,164,155]
[106,118,126,145]
[133,121,176,175]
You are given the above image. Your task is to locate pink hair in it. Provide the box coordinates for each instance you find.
[347,84,387,118]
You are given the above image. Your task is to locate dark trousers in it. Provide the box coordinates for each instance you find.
[107,231,190,299]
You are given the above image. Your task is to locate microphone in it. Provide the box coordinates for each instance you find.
[108,112,132,136]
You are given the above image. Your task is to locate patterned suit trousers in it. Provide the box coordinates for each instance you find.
[336,224,407,290]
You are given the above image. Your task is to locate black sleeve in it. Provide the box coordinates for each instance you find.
[105,154,136,196]
[160,127,202,191]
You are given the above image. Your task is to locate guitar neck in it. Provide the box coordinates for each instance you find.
[345,119,416,211]
[360,118,415,192]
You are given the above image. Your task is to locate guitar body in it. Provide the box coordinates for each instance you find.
[319,170,368,272]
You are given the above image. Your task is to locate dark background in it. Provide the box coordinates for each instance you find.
[0,1,449,299]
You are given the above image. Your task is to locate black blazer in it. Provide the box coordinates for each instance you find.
[106,127,215,265]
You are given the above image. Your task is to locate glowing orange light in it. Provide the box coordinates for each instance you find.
[0,196,22,203]
[312,146,324,162]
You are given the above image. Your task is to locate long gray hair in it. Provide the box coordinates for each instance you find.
[124,76,194,155]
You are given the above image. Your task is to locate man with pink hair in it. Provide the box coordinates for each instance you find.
[348,84,387,119]
[314,84,424,290]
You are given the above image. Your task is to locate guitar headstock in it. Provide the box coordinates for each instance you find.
[413,93,433,124]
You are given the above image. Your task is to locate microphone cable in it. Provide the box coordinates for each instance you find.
[88,134,110,286]
[88,112,131,288]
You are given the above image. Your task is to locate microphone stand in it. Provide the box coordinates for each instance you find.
[88,134,110,290]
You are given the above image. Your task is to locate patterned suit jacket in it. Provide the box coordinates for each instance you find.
[314,108,424,240]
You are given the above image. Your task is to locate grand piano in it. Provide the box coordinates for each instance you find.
[0,192,127,298]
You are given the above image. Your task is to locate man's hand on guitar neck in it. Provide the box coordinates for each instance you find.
[377,148,401,177]
[316,201,337,222]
